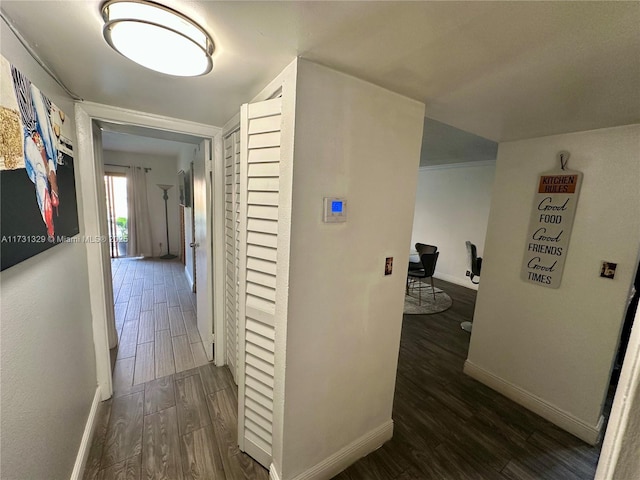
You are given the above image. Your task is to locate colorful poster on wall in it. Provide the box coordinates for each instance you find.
[0,55,80,271]
[521,166,583,288]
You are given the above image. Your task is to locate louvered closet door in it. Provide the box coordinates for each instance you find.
[234,131,241,385]
[223,130,240,383]
[238,97,282,468]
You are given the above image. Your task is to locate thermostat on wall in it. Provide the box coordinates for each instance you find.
[323,197,347,223]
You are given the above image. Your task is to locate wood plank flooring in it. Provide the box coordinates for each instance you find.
[336,278,605,480]
[111,258,209,387]
[91,268,606,479]
[84,363,268,480]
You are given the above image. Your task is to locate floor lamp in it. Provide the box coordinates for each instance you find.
[157,184,177,259]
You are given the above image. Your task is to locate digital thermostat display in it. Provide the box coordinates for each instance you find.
[323,197,347,223]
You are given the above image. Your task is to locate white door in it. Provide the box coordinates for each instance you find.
[237,97,282,468]
[193,139,213,360]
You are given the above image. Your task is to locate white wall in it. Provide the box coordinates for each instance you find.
[103,150,180,257]
[279,60,425,478]
[411,162,495,289]
[1,24,97,479]
[467,124,640,443]
[178,146,196,286]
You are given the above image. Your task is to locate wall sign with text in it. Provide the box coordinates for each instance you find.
[521,166,582,288]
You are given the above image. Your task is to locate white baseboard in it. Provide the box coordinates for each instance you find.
[70,387,102,480]
[184,266,194,291]
[464,360,603,445]
[434,272,479,291]
[272,420,393,480]
[269,464,282,480]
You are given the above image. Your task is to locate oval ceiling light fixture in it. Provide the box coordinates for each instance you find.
[101,0,215,77]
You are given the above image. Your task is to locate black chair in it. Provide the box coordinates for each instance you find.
[416,243,437,255]
[409,243,437,271]
[461,241,482,332]
[407,251,439,305]
[466,241,482,285]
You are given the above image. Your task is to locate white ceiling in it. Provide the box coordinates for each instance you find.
[1,1,638,143]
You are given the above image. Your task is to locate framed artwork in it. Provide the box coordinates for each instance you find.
[178,169,186,205]
[0,55,80,271]
[183,166,192,208]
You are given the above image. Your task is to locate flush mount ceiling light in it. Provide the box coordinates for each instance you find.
[101,0,214,76]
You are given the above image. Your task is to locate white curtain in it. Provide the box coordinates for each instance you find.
[127,166,153,257]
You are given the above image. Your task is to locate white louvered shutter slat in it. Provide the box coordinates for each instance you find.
[237,98,282,468]
[223,130,240,384]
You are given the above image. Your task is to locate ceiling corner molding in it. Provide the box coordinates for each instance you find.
[419,159,496,172]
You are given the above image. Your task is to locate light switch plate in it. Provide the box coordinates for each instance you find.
[600,261,617,279]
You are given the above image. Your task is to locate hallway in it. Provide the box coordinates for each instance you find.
[111,257,208,389]
[336,279,604,479]
[83,259,269,479]
[85,276,607,479]
[83,362,268,479]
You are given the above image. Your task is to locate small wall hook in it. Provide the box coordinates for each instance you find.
[558,151,570,170]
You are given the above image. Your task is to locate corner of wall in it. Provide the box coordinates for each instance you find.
[69,388,102,480]
[464,360,603,445]
[467,125,640,443]
[285,421,393,480]
[269,464,282,480]
[280,60,423,478]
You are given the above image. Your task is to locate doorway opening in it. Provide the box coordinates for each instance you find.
[98,124,215,379]
[104,173,128,258]
[76,102,224,403]
[608,259,640,389]
[382,117,604,479]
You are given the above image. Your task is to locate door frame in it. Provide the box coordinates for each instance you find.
[219,114,240,381]
[596,258,640,479]
[193,138,216,362]
[75,101,222,400]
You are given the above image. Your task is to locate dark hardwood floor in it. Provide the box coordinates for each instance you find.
[85,277,605,480]
[83,363,268,480]
[335,278,604,480]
